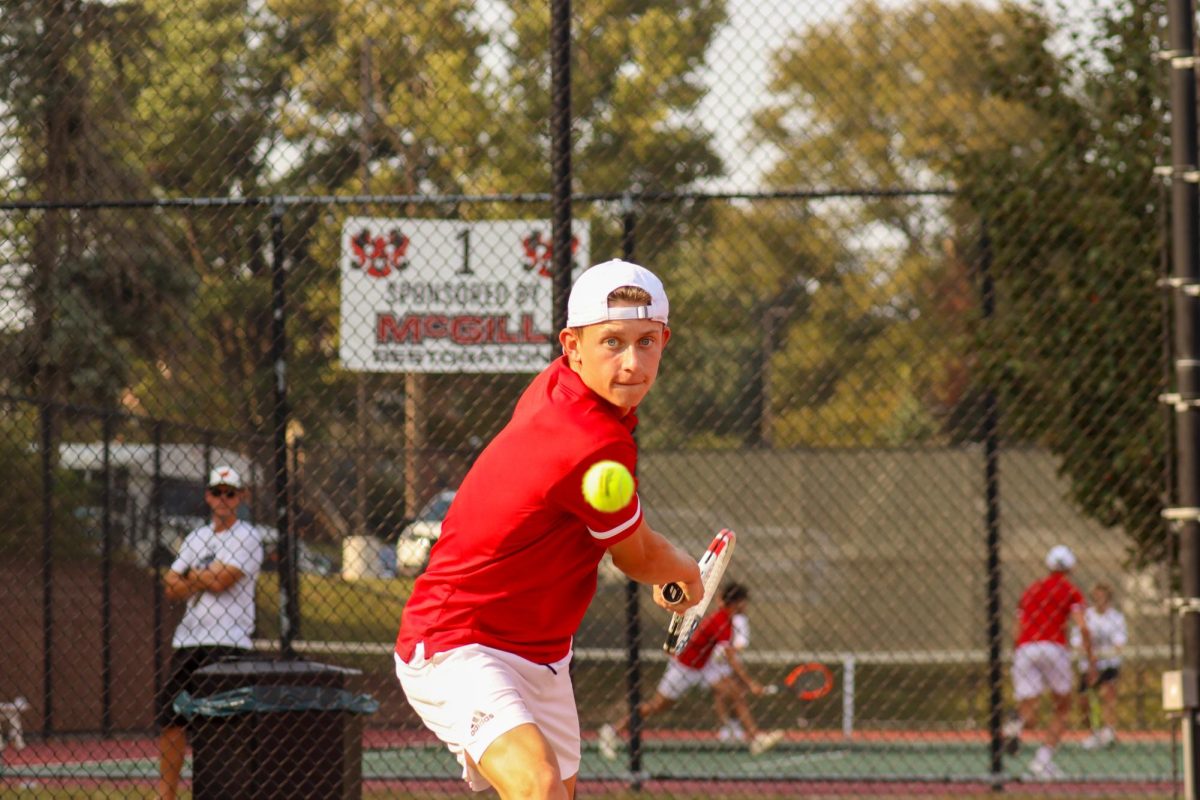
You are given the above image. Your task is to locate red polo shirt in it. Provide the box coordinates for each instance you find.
[1015,572,1085,647]
[396,356,644,664]
[675,607,734,669]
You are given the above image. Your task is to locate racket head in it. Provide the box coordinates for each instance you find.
[663,529,737,655]
[783,662,834,701]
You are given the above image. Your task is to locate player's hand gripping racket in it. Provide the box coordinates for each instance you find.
[661,528,736,655]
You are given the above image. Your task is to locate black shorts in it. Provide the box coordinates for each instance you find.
[155,646,249,729]
[1078,665,1120,693]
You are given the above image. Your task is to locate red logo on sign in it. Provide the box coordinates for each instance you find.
[521,231,579,278]
[350,228,409,278]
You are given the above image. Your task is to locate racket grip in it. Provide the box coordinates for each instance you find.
[662,582,684,603]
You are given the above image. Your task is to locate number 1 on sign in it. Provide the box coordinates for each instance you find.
[455,229,472,275]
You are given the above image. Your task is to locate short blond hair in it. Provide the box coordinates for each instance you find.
[568,286,654,337]
[608,285,652,305]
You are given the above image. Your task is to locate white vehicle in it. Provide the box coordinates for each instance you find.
[58,442,333,575]
[395,490,456,575]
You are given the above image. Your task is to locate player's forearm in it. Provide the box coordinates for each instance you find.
[1081,629,1096,663]
[613,528,697,585]
[163,570,195,601]
[191,564,242,594]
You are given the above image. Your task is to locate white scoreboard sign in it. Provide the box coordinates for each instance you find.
[339,218,589,373]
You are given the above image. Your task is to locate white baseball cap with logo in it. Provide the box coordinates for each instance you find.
[208,465,243,489]
[566,259,669,328]
[1045,544,1076,572]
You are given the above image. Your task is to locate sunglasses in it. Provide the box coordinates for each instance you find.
[208,487,239,498]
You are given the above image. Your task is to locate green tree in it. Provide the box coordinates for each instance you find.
[748,0,1166,561]
[0,0,191,410]
[273,0,731,454]
[499,0,727,258]
[710,0,1032,450]
[957,0,1166,564]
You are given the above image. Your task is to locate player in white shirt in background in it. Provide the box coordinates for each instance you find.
[156,466,264,800]
[1070,583,1128,749]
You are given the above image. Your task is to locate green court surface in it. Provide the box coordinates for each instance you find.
[368,739,1180,783]
[2,739,1178,786]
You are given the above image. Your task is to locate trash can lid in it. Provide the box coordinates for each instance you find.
[195,659,362,678]
[174,684,380,718]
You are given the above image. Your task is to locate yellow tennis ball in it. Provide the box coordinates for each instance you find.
[582,460,635,513]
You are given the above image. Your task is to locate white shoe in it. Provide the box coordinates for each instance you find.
[1002,716,1022,755]
[749,730,784,756]
[1028,758,1064,779]
[1081,731,1102,750]
[598,723,619,761]
[1098,726,1117,747]
[1002,715,1023,738]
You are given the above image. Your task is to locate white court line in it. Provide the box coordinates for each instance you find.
[747,748,852,770]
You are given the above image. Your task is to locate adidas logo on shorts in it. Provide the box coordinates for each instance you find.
[470,711,494,736]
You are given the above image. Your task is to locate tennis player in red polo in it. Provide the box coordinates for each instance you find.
[395,259,703,799]
[1004,545,1096,778]
[599,583,782,759]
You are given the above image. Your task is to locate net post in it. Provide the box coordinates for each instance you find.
[842,656,855,740]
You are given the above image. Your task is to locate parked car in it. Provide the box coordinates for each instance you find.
[395,489,456,575]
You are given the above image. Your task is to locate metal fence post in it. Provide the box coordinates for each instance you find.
[40,398,54,737]
[550,0,572,335]
[620,193,646,787]
[152,421,164,703]
[976,220,1004,788]
[101,411,114,735]
[1164,0,1200,796]
[271,201,299,657]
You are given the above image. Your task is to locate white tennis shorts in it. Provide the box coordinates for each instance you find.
[395,643,579,792]
[1012,641,1074,700]
[655,650,734,701]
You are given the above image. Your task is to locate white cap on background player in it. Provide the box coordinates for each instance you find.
[566,259,669,328]
[208,465,243,489]
[1045,544,1076,572]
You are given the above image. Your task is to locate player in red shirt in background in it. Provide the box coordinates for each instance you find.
[394,259,703,800]
[1004,545,1097,778]
[598,583,783,758]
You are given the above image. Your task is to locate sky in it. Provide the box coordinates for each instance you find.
[696,0,801,190]
[695,0,1111,190]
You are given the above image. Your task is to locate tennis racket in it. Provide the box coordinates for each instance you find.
[762,662,834,701]
[661,528,736,655]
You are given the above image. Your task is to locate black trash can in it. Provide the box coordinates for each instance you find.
[179,659,377,800]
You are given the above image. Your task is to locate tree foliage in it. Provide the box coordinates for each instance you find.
[0,0,191,408]
[720,0,1035,449]
[956,0,1167,564]
[747,0,1167,562]
[1,0,731,528]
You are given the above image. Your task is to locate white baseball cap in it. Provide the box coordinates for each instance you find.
[208,465,243,489]
[566,259,669,328]
[1045,544,1076,572]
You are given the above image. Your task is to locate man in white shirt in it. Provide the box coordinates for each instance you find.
[155,466,264,800]
[1070,582,1128,749]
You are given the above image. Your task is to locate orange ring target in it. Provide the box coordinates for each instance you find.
[783,662,834,701]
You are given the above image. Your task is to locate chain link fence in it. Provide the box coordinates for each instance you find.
[0,0,1181,797]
